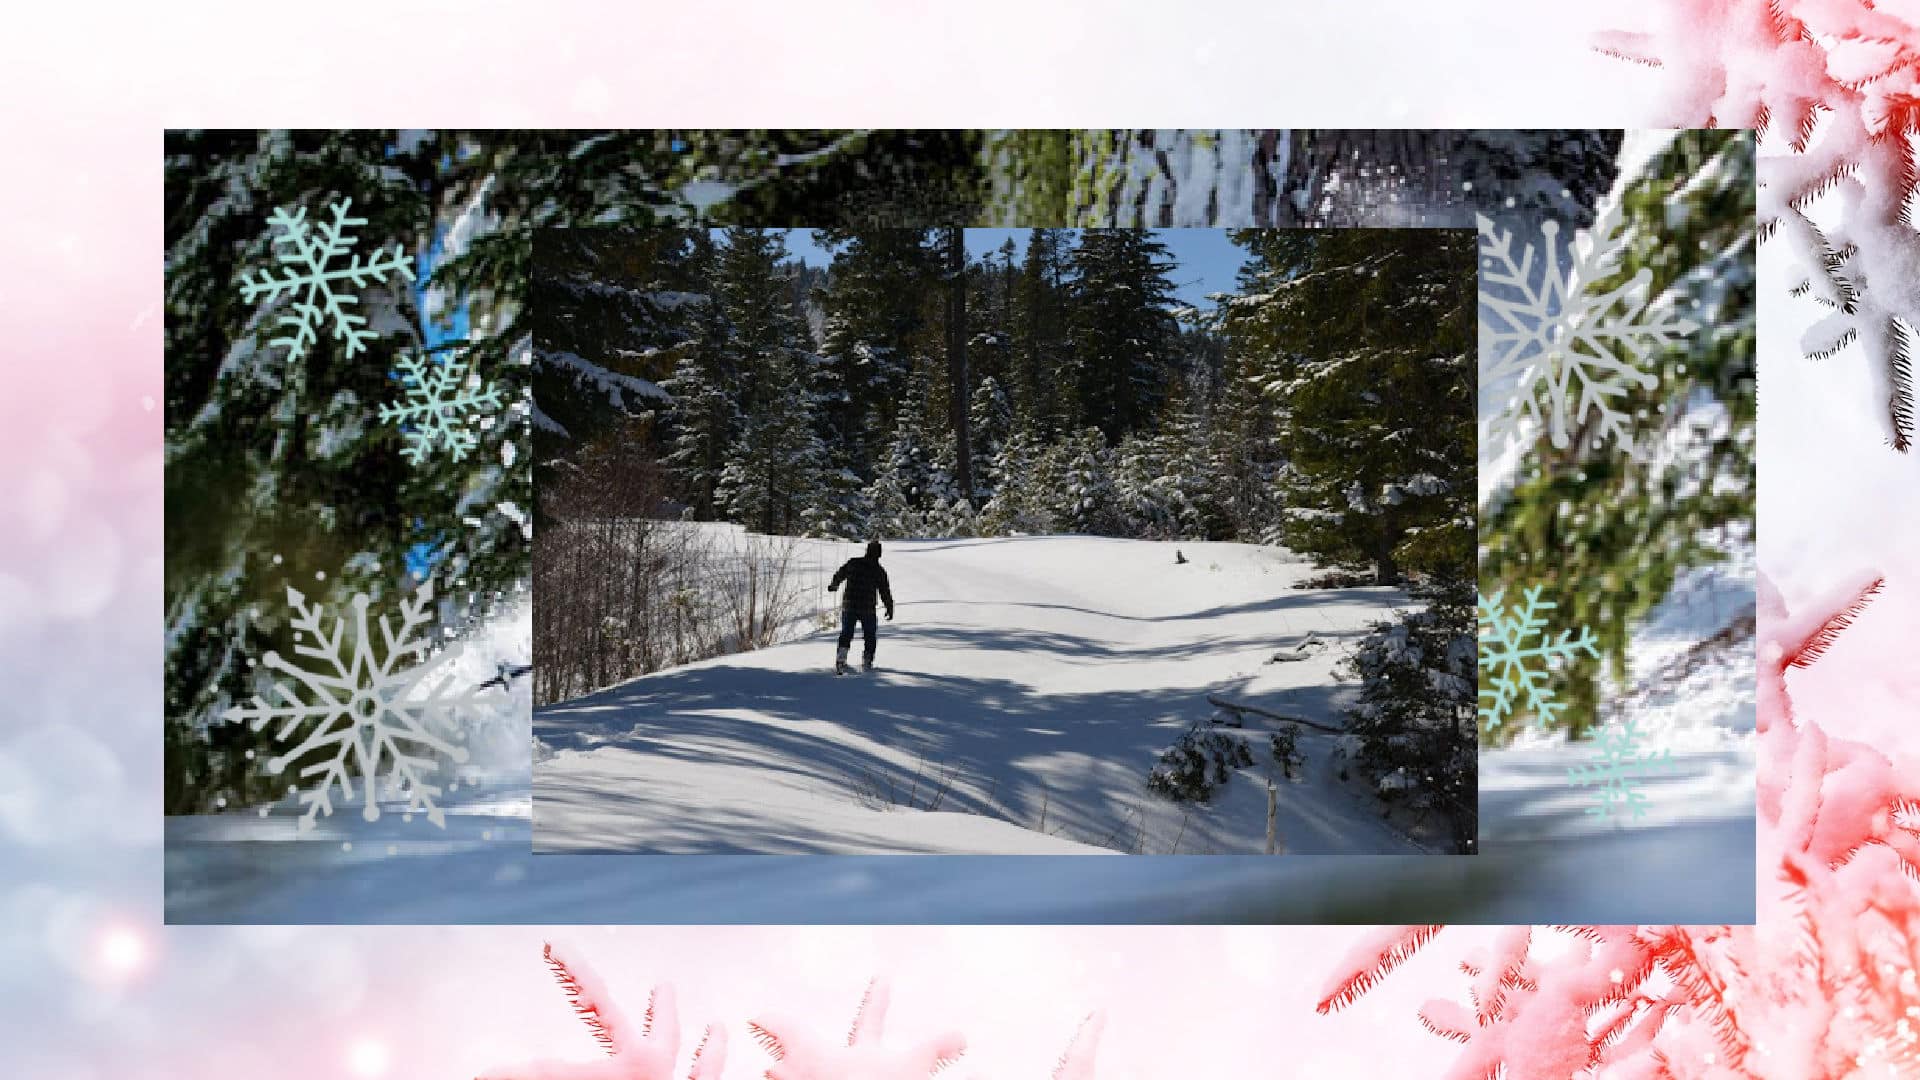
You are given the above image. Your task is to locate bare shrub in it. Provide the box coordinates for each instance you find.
[851,755,961,813]
[534,438,822,705]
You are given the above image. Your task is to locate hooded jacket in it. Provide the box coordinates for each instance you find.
[829,555,893,617]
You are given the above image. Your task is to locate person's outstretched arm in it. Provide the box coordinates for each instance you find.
[828,560,847,591]
[880,567,894,619]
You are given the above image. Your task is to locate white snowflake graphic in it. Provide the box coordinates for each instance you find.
[237,198,415,364]
[750,979,967,1080]
[1478,586,1598,731]
[377,352,503,464]
[1567,718,1674,819]
[1478,205,1696,458]
[224,579,483,830]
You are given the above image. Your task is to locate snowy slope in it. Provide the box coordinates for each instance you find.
[1478,543,1756,899]
[534,535,1429,856]
[163,540,1758,923]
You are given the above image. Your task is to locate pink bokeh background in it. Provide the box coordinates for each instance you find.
[3,0,1891,1076]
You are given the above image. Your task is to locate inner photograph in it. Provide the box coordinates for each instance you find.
[531,226,1476,856]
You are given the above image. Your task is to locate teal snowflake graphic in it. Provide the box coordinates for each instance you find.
[237,198,415,363]
[378,352,503,464]
[1478,585,1598,731]
[1567,718,1673,819]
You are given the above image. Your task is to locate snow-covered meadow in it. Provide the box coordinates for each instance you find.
[534,533,1435,857]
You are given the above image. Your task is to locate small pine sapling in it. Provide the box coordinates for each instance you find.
[1269,727,1303,780]
[1146,722,1253,803]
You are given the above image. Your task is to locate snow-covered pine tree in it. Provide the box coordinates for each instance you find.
[1114,430,1172,539]
[716,342,828,536]
[1205,344,1283,542]
[165,131,542,813]
[661,319,742,522]
[1222,229,1476,585]
[1051,426,1120,535]
[979,426,1051,535]
[967,375,1012,498]
[1478,131,1757,740]
[787,262,866,539]
[814,227,936,479]
[1343,575,1476,853]
[863,376,942,538]
[708,229,827,535]
[527,227,701,485]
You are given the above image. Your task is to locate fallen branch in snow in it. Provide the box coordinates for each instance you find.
[1207,694,1345,733]
[1265,632,1329,663]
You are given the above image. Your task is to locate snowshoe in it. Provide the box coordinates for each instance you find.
[834,660,853,676]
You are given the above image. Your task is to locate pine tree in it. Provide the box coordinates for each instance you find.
[967,375,1012,496]
[1010,228,1075,437]
[1114,390,1220,541]
[941,226,975,503]
[716,344,827,535]
[980,426,1050,535]
[165,131,546,813]
[1205,345,1283,542]
[863,375,942,538]
[815,228,936,477]
[528,228,702,476]
[705,229,824,534]
[661,316,742,522]
[1052,426,1119,535]
[1478,131,1757,739]
[1069,230,1181,441]
[1223,229,1475,585]
[1344,575,1477,852]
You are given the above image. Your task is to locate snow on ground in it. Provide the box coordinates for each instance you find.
[534,535,1428,856]
[1479,541,1756,911]
[164,538,1755,925]
[165,600,536,917]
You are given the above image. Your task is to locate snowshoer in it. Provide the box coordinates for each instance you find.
[828,540,893,674]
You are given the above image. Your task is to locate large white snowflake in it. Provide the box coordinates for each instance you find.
[237,198,414,364]
[1567,718,1673,820]
[750,979,967,1080]
[224,579,483,830]
[1478,205,1696,458]
[377,352,503,464]
[1478,586,1598,732]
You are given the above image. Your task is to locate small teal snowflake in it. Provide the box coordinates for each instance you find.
[378,353,502,464]
[1567,718,1673,819]
[238,198,414,363]
[1478,585,1598,730]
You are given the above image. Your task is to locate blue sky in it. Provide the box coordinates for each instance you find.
[779,228,1249,310]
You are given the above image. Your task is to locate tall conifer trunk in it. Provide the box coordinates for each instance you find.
[945,225,974,503]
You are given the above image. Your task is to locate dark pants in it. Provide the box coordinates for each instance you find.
[838,607,877,663]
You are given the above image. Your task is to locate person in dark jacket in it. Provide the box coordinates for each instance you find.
[828,540,893,673]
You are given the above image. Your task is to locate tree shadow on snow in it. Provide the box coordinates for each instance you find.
[533,655,1269,853]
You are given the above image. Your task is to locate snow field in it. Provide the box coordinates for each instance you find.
[534,534,1431,856]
